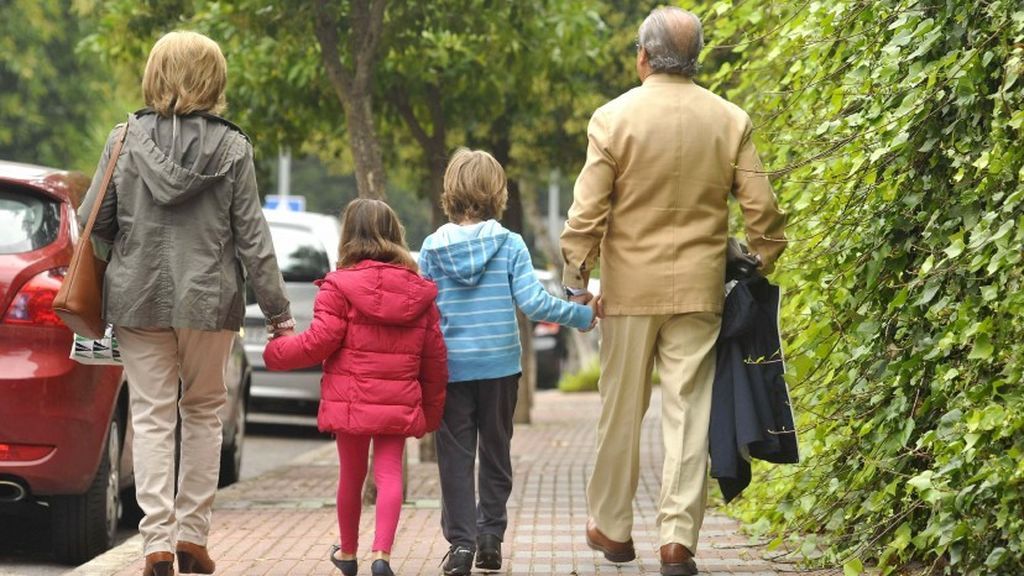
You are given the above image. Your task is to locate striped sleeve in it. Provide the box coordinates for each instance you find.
[508,235,592,330]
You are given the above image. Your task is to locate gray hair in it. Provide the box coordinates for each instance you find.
[638,7,704,77]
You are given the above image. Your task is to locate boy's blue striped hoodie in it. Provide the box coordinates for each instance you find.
[419,220,593,383]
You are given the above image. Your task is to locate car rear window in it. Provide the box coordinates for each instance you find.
[269,223,331,282]
[0,188,61,254]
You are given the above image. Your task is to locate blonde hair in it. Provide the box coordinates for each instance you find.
[142,31,227,117]
[337,199,419,272]
[442,148,508,222]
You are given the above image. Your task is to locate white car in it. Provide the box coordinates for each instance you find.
[244,208,340,421]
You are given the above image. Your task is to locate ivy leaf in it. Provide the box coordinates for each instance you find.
[980,285,999,301]
[843,558,864,576]
[985,547,1007,568]
[968,335,994,360]
[943,237,964,259]
[907,470,934,492]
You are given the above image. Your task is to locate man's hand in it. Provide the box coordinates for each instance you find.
[591,295,604,319]
[569,291,594,305]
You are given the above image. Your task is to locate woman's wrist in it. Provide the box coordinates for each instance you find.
[266,317,296,334]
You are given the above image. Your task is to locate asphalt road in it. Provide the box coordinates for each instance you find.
[0,422,330,576]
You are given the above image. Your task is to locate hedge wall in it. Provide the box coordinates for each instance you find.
[702,1,1024,573]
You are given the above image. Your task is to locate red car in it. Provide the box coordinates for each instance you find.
[0,160,250,564]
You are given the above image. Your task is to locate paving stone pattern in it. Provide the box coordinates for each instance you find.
[74,389,832,576]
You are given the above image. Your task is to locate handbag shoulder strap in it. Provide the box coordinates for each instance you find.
[81,119,130,239]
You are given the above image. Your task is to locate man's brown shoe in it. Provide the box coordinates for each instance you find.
[176,541,215,574]
[142,551,174,576]
[660,543,698,576]
[585,518,636,562]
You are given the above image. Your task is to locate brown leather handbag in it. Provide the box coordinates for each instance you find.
[53,123,128,338]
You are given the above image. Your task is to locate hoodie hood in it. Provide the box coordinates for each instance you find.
[420,220,509,286]
[320,261,438,326]
[125,113,238,206]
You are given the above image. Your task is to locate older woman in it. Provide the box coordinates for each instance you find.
[77,31,292,576]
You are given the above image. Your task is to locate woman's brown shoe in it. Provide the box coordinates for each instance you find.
[143,552,175,576]
[176,541,216,574]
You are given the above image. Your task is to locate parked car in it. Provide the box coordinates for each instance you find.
[0,160,250,565]
[244,208,340,418]
[532,269,570,389]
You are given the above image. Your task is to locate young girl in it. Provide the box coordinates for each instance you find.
[264,199,448,576]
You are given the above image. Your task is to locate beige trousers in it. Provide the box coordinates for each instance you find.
[586,312,720,552]
[115,326,235,556]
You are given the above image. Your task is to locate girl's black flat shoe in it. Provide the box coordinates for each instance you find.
[330,545,358,576]
[371,559,395,576]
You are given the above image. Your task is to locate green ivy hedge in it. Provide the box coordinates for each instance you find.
[702,0,1024,573]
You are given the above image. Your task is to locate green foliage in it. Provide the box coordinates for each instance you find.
[703,0,1024,573]
[0,0,126,170]
[558,360,601,392]
[557,361,660,393]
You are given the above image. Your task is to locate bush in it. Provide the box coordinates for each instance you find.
[704,1,1024,573]
[557,361,662,393]
[558,360,601,392]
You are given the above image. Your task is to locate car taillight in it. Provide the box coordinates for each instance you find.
[534,321,561,337]
[0,443,55,462]
[2,268,67,327]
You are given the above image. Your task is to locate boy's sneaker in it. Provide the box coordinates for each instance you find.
[475,534,502,570]
[442,546,474,576]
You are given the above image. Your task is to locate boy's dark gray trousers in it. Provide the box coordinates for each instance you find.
[436,373,520,550]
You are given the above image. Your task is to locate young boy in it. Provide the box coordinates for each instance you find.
[419,149,595,575]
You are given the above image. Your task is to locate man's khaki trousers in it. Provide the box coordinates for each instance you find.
[586,312,720,552]
[116,327,235,556]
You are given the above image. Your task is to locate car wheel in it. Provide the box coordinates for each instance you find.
[218,385,247,487]
[51,415,120,564]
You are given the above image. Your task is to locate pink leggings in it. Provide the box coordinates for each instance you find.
[335,433,405,554]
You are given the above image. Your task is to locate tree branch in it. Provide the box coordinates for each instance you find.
[352,0,387,91]
[426,83,446,151]
[313,0,353,104]
[389,89,433,151]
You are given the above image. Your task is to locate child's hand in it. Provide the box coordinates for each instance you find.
[580,296,602,332]
[580,316,598,333]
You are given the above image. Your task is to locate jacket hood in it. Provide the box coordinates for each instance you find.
[125,113,237,206]
[420,220,509,286]
[320,261,438,325]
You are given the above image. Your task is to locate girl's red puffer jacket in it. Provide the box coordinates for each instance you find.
[264,260,448,437]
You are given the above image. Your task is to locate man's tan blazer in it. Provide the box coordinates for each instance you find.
[561,74,787,316]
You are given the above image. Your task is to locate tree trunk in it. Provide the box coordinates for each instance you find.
[388,84,448,458]
[313,0,389,500]
[314,0,388,200]
[515,311,534,424]
[343,95,388,199]
[427,144,448,227]
[487,114,533,424]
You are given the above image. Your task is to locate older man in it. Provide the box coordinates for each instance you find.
[560,7,787,575]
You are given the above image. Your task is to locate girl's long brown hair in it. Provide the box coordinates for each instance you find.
[337,198,419,272]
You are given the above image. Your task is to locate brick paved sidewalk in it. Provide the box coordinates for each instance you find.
[74,389,812,576]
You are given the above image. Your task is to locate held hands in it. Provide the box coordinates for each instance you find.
[269,327,295,340]
[267,318,297,340]
[569,291,604,333]
[568,292,594,305]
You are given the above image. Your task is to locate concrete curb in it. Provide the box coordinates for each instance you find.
[69,441,339,576]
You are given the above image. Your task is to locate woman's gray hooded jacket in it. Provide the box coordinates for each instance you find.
[77,110,291,331]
